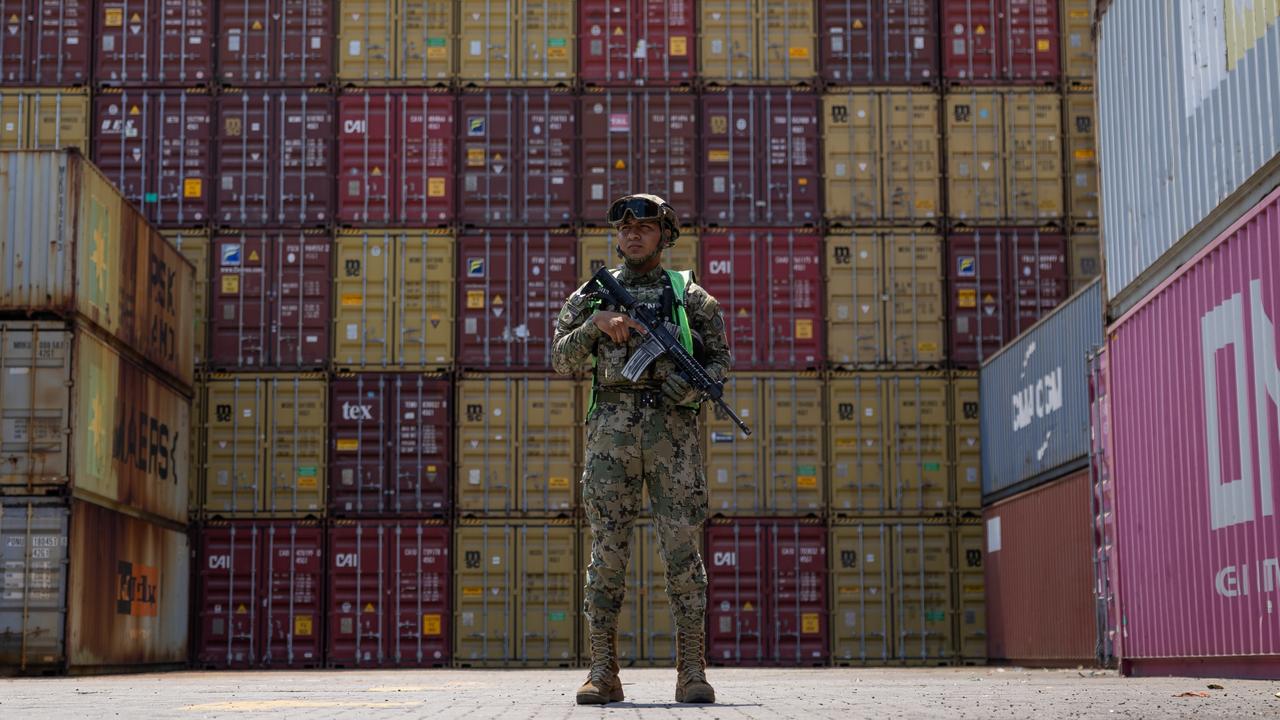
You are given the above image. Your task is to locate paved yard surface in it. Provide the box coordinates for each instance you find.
[2,667,1278,719]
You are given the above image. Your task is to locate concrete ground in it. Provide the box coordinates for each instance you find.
[1,667,1278,720]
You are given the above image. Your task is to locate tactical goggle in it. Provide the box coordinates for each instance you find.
[607,197,664,225]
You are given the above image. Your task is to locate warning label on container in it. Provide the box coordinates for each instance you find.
[364,603,376,613]
[184,178,203,198]
[789,47,809,59]
[463,587,482,597]
[1036,39,1050,52]
[428,177,446,197]
[708,150,730,162]
[549,477,570,489]
[466,290,485,309]
[423,614,441,635]
[548,47,567,59]
[467,148,485,167]
[337,439,359,451]
[795,318,813,340]
[670,36,687,56]
[221,275,240,294]
[802,613,819,634]
[958,289,977,308]
[295,615,313,636]
[105,8,123,27]
[341,294,363,307]
[797,475,817,488]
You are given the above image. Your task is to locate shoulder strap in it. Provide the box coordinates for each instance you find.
[664,269,695,356]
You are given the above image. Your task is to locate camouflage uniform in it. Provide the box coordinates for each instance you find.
[551,263,732,633]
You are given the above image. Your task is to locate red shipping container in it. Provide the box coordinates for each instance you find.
[196,521,325,669]
[456,232,578,370]
[336,90,455,226]
[459,89,577,226]
[96,0,215,86]
[818,1,938,85]
[578,0,696,86]
[700,229,824,370]
[327,521,451,668]
[1104,188,1280,678]
[579,89,697,222]
[329,374,452,517]
[210,231,332,370]
[0,0,92,85]
[93,89,214,227]
[700,88,820,227]
[218,0,333,85]
[216,90,334,228]
[706,520,828,666]
[947,228,1066,366]
[942,0,1059,84]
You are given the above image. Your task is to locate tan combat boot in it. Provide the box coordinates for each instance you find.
[576,628,624,705]
[674,626,715,703]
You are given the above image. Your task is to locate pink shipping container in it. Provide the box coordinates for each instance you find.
[1088,344,1120,665]
[700,229,824,370]
[0,0,92,85]
[216,89,334,228]
[327,521,451,668]
[705,519,828,666]
[96,0,215,86]
[1103,188,1280,678]
[336,89,454,226]
[455,231,578,371]
[196,521,325,669]
[700,88,821,227]
[818,1,939,85]
[947,228,1067,367]
[217,0,333,85]
[578,0,695,86]
[942,0,1059,84]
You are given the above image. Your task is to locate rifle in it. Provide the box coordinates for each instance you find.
[588,266,752,437]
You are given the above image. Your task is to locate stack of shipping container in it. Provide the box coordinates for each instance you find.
[0,0,1106,673]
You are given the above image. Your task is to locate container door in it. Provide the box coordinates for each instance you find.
[830,523,891,664]
[0,501,69,671]
[453,524,514,664]
[828,375,888,514]
[328,522,388,667]
[260,522,324,667]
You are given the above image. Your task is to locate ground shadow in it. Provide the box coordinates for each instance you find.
[602,702,763,709]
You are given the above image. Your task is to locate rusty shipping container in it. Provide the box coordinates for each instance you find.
[457,0,576,85]
[818,1,939,85]
[579,0,695,86]
[700,88,820,226]
[942,0,1060,84]
[210,231,332,371]
[0,151,197,390]
[167,230,210,369]
[0,88,90,150]
[579,89,697,219]
[96,0,214,86]
[0,497,189,673]
[947,228,1068,367]
[327,521,450,668]
[0,0,92,85]
[219,0,333,85]
[983,470,1096,665]
[337,0,456,84]
[195,520,324,669]
[216,89,334,228]
[337,89,454,226]
[705,519,827,666]
[329,374,451,517]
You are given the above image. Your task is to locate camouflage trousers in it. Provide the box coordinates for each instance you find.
[581,396,708,632]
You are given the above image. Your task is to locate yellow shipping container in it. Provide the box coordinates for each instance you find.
[951,373,981,511]
[1061,0,1095,86]
[1004,91,1063,221]
[954,522,986,662]
[166,231,210,370]
[701,0,816,84]
[577,228,699,285]
[830,523,893,665]
[1069,232,1101,294]
[458,0,575,84]
[1064,92,1099,227]
[894,520,953,664]
[0,88,89,150]
[944,91,1003,222]
[337,1,455,83]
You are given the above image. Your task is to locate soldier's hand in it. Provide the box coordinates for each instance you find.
[661,373,698,404]
[591,311,647,344]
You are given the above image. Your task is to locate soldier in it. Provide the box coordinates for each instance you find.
[552,194,732,705]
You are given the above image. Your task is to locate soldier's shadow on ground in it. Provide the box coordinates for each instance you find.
[604,702,762,709]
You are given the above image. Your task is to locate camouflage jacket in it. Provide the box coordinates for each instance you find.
[551,264,733,390]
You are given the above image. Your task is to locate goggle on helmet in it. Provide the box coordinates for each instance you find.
[607,194,681,243]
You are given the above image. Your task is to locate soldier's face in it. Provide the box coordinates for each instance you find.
[616,220,663,263]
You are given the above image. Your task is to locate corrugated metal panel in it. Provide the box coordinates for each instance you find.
[1087,345,1120,665]
[1096,1,1280,309]
[954,521,985,661]
[942,0,1060,83]
[1064,92,1098,226]
[1069,232,1101,294]
[0,89,89,150]
[0,0,92,85]
[337,1,455,84]
[829,523,891,664]
[1104,187,1280,675]
[1060,0,1093,85]
[579,89,697,216]
[167,231,209,371]
[578,0,695,86]
[979,280,1102,499]
[700,0,816,84]
[95,0,215,85]
[984,470,1096,664]
[0,499,68,671]
[951,373,981,509]
[818,1,938,85]
[220,0,332,85]
[457,0,575,84]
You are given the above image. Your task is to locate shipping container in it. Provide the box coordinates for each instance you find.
[825,230,944,368]
[220,0,332,85]
[942,0,1059,84]
[1087,345,1120,665]
[189,381,206,518]
[167,231,209,370]
[0,497,189,673]
[456,375,577,514]
[1103,188,1280,678]
[93,89,214,228]
[895,520,953,663]
[700,0,817,84]
[0,88,89,149]
[828,522,891,664]
[454,520,578,666]
[0,321,191,524]
[579,89,697,217]
[327,520,450,667]
[951,372,981,509]
[203,374,327,518]
[1069,232,1101,294]
[211,231,332,370]
[705,519,827,666]
[577,228,699,283]
[982,470,1094,664]
[818,1,938,85]
[0,0,92,85]
[821,89,941,225]
[700,88,821,226]
[954,521,985,661]
[96,0,214,85]
[1063,92,1097,227]
[1060,0,1093,86]
[336,89,455,226]
[457,0,575,85]
[196,520,324,669]
[947,228,1068,367]
[336,0,455,84]
[329,374,451,517]
[579,0,695,86]
[1096,2,1280,312]
[979,280,1101,501]
[0,151,197,389]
